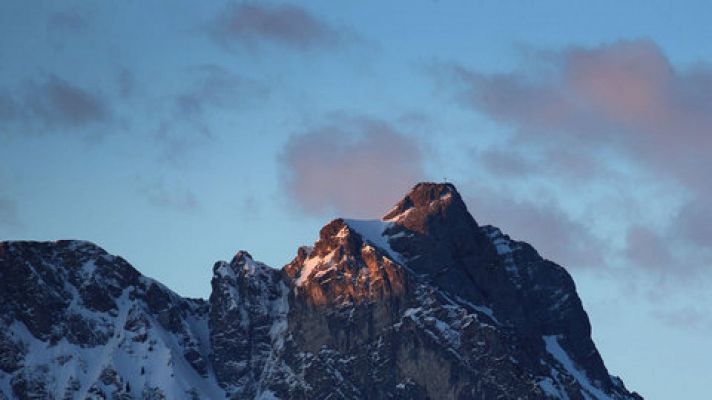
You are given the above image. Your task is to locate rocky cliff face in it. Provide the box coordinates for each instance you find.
[0,183,643,399]
[208,251,288,399]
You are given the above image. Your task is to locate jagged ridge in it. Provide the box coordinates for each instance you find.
[0,183,643,400]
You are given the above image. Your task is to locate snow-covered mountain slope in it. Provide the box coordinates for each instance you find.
[0,241,222,399]
[0,183,643,399]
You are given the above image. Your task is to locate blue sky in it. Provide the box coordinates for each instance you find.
[1,1,711,398]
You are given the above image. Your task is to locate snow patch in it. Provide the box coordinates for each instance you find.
[483,226,523,286]
[343,219,403,264]
[538,376,568,399]
[295,251,337,287]
[453,296,501,325]
[543,335,612,400]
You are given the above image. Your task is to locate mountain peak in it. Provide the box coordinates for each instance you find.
[381,182,476,240]
[231,250,253,264]
[383,182,466,222]
[406,181,458,199]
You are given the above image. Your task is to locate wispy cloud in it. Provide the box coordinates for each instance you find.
[46,10,89,34]
[152,65,267,164]
[135,176,199,212]
[208,3,343,51]
[624,225,674,274]
[173,65,266,120]
[280,116,424,218]
[464,186,606,269]
[654,306,712,334]
[0,74,110,135]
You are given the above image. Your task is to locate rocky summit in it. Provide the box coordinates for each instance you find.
[0,183,643,399]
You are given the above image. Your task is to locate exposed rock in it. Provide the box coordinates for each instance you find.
[0,183,642,400]
[209,251,288,398]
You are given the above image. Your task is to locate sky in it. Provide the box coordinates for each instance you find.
[1,1,711,398]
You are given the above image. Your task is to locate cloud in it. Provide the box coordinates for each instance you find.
[280,117,424,218]
[0,74,110,135]
[478,149,539,178]
[152,65,267,164]
[152,120,211,167]
[46,11,88,34]
[624,225,673,273]
[675,198,712,248]
[464,187,605,269]
[476,147,606,181]
[653,306,712,334]
[27,75,109,127]
[209,3,341,51]
[173,65,266,120]
[136,177,199,212]
[450,39,712,187]
[447,39,712,278]
[452,39,712,150]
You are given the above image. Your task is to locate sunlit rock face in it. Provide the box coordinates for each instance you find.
[0,183,642,400]
[284,218,408,307]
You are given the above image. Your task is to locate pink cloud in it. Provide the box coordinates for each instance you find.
[451,39,712,256]
[455,39,712,146]
[565,40,672,125]
[280,118,424,218]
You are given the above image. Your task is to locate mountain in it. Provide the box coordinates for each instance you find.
[0,183,642,399]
